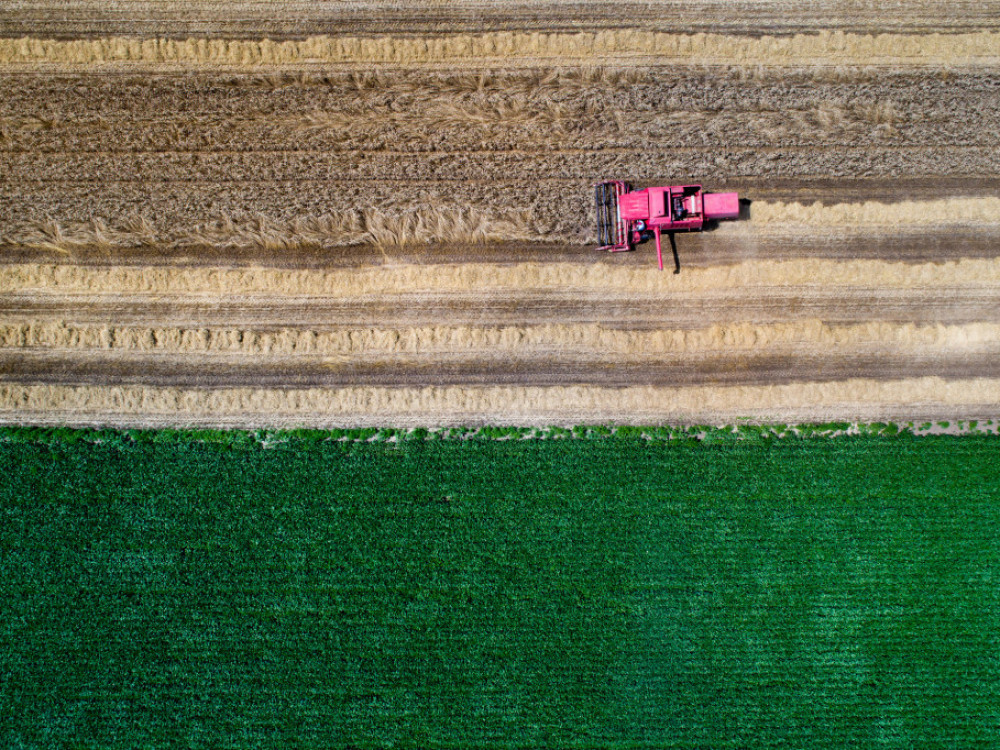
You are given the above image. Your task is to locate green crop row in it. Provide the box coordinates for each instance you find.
[1,419,996,450]
[3,429,999,747]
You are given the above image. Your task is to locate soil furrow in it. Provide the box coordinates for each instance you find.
[4,288,997,328]
[3,349,998,388]
[4,230,997,268]
[6,2,1000,38]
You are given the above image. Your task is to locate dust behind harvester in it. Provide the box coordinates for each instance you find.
[595,181,741,271]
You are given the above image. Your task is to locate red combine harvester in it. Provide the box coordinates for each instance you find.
[595,181,740,271]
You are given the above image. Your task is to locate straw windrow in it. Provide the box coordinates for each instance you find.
[5,258,1000,297]
[2,378,998,426]
[3,321,999,357]
[2,31,1000,68]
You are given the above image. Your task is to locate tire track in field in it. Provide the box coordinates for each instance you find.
[3,231,999,269]
[4,287,997,328]
[3,350,998,388]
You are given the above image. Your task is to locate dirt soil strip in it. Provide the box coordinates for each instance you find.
[4,288,998,329]
[3,350,998,389]
[2,379,998,427]
[5,232,1000,269]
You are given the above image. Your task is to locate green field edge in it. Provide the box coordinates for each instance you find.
[2,419,998,448]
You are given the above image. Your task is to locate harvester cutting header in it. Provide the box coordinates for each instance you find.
[595,181,741,271]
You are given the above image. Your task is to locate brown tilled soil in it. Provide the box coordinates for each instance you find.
[6,1,1000,38]
[2,6,999,425]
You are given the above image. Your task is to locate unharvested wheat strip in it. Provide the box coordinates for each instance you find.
[1,379,999,426]
[751,197,1000,227]
[0,208,552,253]
[5,259,1000,297]
[3,321,999,358]
[2,31,1000,69]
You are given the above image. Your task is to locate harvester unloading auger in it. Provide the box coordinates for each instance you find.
[595,181,741,272]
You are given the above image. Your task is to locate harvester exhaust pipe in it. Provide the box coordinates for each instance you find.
[654,229,680,274]
[654,226,663,272]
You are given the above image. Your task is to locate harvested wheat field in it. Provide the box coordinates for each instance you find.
[3,2,1000,426]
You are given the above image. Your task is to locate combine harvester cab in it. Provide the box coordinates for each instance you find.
[595,181,740,271]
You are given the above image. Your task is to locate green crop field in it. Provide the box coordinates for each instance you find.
[2,427,998,748]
